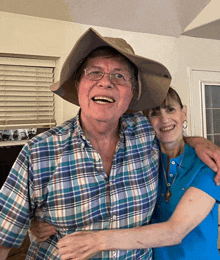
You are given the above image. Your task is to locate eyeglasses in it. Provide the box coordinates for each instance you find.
[84,67,132,85]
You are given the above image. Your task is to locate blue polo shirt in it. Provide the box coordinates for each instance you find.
[153,144,220,259]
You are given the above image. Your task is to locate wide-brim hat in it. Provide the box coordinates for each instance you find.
[50,27,172,110]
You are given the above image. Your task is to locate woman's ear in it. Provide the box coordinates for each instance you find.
[182,105,187,120]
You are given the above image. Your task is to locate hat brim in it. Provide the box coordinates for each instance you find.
[50,28,171,111]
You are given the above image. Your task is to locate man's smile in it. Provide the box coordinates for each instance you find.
[92,96,115,104]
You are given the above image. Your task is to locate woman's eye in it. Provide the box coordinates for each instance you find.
[149,111,158,117]
[168,107,175,112]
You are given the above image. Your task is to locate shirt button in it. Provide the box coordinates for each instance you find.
[95,153,100,161]
[112,215,117,221]
[113,251,117,257]
[167,183,171,187]
[169,174,173,177]
[81,143,85,149]
[171,161,175,165]
[161,193,164,196]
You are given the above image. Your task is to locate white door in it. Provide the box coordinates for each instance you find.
[190,69,220,250]
[190,69,220,137]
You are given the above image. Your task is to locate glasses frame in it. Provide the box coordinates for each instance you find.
[83,67,132,86]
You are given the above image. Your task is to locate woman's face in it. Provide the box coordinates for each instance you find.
[148,98,187,148]
[77,56,134,126]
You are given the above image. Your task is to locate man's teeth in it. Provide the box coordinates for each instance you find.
[92,96,114,103]
[161,125,175,132]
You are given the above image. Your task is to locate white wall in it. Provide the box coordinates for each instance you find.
[1,11,220,132]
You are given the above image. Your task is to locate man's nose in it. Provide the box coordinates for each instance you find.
[97,73,114,88]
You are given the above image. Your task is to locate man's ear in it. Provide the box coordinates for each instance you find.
[75,82,79,92]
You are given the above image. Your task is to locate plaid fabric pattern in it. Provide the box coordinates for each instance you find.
[0,112,159,260]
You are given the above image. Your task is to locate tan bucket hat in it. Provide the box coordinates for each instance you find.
[50,27,172,110]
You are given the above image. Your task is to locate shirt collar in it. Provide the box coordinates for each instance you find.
[75,109,128,145]
[74,110,87,143]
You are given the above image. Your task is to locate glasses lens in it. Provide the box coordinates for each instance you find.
[85,68,103,81]
[84,68,131,85]
[111,73,128,85]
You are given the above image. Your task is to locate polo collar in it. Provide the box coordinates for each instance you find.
[161,144,196,169]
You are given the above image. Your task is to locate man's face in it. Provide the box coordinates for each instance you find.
[77,56,134,126]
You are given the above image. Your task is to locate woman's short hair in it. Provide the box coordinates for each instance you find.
[144,87,183,117]
[162,87,183,109]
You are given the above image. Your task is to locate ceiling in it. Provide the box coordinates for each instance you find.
[1,0,220,40]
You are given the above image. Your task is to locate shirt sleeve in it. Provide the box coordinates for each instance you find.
[190,165,220,203]
[0,144,34,248]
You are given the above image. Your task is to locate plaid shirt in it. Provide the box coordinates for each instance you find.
[0,112,159,260]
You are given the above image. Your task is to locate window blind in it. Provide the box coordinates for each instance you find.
[0,57,56,130]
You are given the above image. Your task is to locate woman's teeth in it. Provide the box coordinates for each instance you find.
[160,125,175,132]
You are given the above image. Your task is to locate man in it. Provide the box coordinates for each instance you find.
[0,28,219,260]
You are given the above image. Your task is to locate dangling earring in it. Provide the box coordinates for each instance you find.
[183,120,188,129]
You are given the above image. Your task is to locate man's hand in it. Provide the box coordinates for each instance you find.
[29,218,57,243]
[184,136,220,185]
[0,244,11,260]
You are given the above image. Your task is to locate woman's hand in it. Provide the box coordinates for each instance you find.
[184,136,220,185]
[57,231,106,260]
[29,218,57,242]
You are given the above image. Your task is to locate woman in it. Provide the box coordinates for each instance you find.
[56,87,220,260]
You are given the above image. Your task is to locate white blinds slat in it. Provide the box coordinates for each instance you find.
[0,77,54,83]
[0,102,53,107]
[0,111,54,117]
[0,65,54,73]
[0,81,53,87]
[0,106,54,111]
[0,57,55,67]
[0,96,54,102]
[0,86,50,92]
[0,91,53,97]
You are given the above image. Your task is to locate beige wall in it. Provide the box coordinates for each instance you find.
[1,11,220,132]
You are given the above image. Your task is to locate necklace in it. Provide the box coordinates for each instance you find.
[161,150,185,203]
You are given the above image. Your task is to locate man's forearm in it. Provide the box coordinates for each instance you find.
[183,136,203,148]
[0,244,11,260]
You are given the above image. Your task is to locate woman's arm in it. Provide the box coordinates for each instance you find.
[184,136,220,185]
[57,187,215,260]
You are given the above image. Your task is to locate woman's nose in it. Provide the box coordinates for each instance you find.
[160,112,169,122]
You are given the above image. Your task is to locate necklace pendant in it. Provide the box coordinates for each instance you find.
[165,190,172,202]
